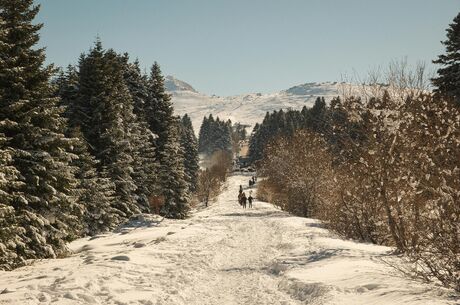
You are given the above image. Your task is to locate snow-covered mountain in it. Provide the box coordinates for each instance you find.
[165,75,198,93]
[168,77,341,134]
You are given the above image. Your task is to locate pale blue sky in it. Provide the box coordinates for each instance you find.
[36,0,459,96]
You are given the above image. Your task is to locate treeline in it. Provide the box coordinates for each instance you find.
[248,97,327,163]
[196,115,247,206]
[198,114,232,156]
[0,0,198,270]
[256,12,460,291]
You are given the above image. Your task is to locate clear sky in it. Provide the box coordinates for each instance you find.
[35,0,459,96]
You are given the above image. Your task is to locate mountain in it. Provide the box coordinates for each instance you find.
[165,75,197,93]
[167,78,341,134]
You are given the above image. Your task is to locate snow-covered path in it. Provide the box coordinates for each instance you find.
[0,175,457,305]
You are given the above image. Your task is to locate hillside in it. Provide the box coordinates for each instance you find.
[165,77,341,133]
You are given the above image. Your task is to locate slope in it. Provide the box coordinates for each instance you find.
[166,77,341,133]
[0,175,456,305]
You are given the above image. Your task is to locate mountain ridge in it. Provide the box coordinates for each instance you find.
[167,76,341,134]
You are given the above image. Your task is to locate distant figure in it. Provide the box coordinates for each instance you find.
[241,192,247,209]
[248,194,253,208]
[249,179,253,187]
[251,176,256,185]
[239,185,243,194]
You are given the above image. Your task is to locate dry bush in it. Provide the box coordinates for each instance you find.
[255,180,273,203]
[260,130,335,218]
[209,149,232,182]
[197,150,233,207]
[329,91,459,290]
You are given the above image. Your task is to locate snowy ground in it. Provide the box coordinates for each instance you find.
[169,80,341,134]
[0,175,457,305]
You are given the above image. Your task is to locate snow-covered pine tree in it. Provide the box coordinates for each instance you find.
[0,0,83,260]
[433,11,460,106]
[248,112,270,162]
[0,15,22,270]
[198,115,211,154]
[0,129,25,270]
[143,62,190,217]
[55,65,80,126]
[55,67,121,234]
[122,56,159,212]
[129,119,158,213]
[159,118,190,219]
[212,117,232,154]
[67,128,119,235]
[179,114,199,193]
[146,62,174,154]
[75,43,140,218]
[123,57,149,116]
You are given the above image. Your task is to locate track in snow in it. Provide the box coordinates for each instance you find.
[0,175,456,305]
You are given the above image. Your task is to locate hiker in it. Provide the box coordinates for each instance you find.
[248,194,253,208]
[252,176,256,184]
[239,185,243,194]
[238,192,243,205]
[241,192,247,209]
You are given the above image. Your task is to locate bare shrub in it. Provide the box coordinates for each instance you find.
[260,131,335,217]
[197,150,232,207]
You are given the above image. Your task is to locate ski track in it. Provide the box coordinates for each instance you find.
[0,175,457,305]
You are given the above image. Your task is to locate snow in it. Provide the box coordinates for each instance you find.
[0,174,457,305]
[167,78,341,134]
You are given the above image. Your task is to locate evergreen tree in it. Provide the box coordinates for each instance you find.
[75,44,140,217]
[130,119,158,212]
[56,67,121,235]
[198,115,233,156]
[433,12,460,106]
[198,115,211,154]
[122,55,159,212]
[0,130,25,270]
[144,62,190,218]
[179,114,199,193]
[67,128,119,235]
[55,65,79,124]
[0,0,83,260]
[122,57,150,118]
[159,119,190,218]
[146,62,174,153]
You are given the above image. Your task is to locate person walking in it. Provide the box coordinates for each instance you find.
[238,185,243,205]
[241,192,247,209]
[248,194,253,208]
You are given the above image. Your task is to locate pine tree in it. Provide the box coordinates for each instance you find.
[75,44,140,218]
[130,119,158,212]
[159,119,190,218]
[143,62,190,218]
[67,128,119,235]
[198,115,211,154]
[179,114,199,193]
[432,12,460,106]
[0,0,83,260]
[55,65,80,125]
[0,130,25,270]
[146,62,174,154]
[122,56,159,212]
